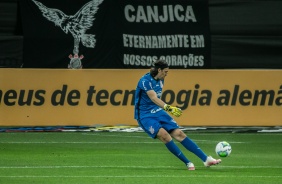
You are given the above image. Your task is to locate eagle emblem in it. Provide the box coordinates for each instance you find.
[32,0,103,68]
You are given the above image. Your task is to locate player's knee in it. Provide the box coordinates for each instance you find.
[171,129,186,141]
[157,129,172,143]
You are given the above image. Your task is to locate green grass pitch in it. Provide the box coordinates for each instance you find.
[0,131,281,184]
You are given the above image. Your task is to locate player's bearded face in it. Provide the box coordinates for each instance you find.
[157,68,169,80]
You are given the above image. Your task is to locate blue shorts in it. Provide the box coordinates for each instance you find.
[137,113,179,139]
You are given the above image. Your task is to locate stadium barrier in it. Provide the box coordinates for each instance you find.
[0,69,282,127]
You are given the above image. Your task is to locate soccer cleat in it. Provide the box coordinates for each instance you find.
[204,156,221,167]
[187,162,195,170]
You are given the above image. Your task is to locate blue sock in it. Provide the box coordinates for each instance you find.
[181,137,207,162]
[165,140,190,165]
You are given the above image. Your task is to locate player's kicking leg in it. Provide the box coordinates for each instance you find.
[204,156,222,167]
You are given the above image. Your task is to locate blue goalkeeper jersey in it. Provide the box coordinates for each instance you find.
[134,72,167,120]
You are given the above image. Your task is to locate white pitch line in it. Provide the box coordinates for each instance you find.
[0,175,281,178]
[0,165,281,169]
[81,133,247,143]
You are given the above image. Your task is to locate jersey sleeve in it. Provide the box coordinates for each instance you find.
[139,79,153,92]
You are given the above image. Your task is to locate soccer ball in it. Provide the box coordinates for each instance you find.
[215,141,232,157]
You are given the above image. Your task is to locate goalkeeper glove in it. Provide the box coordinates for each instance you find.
[164,104,182,117]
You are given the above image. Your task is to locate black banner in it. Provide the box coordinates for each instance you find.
[19,0,210,69]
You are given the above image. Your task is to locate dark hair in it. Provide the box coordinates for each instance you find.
[150,60,169,77]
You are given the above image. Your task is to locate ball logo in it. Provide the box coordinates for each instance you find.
[215,141,232,157]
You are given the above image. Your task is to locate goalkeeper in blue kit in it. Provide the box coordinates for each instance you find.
[134,60,221,170]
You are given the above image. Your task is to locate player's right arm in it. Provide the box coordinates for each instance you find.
[140,78,182,117]
[147,90,166,108]
[147,90,182,117]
